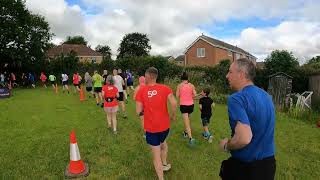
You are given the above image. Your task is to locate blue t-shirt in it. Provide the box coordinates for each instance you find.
[228,85,275,162]
[127,72,133,83]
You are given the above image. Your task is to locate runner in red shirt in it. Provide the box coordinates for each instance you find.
[102,75,120,134]
[134,76,146,136]
[136,67,177,180]
[40,72,47,88]
[73,72,81,93]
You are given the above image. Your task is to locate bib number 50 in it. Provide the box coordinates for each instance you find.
[148,90,157,97]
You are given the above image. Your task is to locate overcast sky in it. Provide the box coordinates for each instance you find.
[26,0,320,63]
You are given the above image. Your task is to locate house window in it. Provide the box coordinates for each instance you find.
[228,50,232,57]
[197,48,205,58]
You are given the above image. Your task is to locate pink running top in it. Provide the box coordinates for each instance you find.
[178,82,194,106]
[139,76,145,86]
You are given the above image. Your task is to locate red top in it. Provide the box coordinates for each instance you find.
[73,74,79,84]
[11,73,16,81]
[135,84,172,133]
[40,74,47,82]
[102,85,118,107]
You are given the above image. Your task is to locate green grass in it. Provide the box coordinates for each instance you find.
[0,87,320,179]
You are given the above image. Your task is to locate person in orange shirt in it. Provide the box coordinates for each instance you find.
[136,67,177,180]
[40,72,47,88]
[102,75,120,134]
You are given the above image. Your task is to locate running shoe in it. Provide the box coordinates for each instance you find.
[163,164,171,171]
[189,138,195,146]
[182,131,188,138]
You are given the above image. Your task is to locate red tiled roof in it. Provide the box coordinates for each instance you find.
[46,44,102,57]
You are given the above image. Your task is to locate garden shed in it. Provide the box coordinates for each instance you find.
[309,72,320,106]
[267,72,292,108]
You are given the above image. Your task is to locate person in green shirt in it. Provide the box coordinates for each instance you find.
[92,70,103,106]
[48,74,56,89]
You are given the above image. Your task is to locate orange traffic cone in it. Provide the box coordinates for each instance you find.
[55,84,58,94]
[79,86,86,101]
[65,130,89,178]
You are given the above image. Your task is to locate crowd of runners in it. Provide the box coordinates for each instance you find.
[3,58,276,180]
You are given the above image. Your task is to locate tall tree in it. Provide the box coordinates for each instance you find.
[264,50,299,75]
[95,45,112,60]
[117,32,151,59]
[306,56,320,65]
[63,36,87,46]
[0,0,52,71]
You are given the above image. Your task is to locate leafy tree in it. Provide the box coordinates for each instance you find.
[306,56,320,65]
[63,36,87,46]
[117,32,151,59]
[0,0,52,72]
[95,45,112,60]
[264,50,299,75]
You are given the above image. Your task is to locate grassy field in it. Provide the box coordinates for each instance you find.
[0,87,320,180]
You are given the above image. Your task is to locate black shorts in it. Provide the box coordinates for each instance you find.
[220,156,276,180]
[201,115,211,126]
[94,87,102,93]
[62,81,68,85]
[146,129,170,146]
[86,87,92,92]
[180,104,194,114]
[73,83,79,87]
[122,85,127,90]
[50,81,55,85]
[127,81,133,86]
[117,92,124,101]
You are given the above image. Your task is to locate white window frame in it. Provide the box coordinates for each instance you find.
[197,48,205,58]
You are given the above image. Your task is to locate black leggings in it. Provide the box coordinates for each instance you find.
[220,156,276,180]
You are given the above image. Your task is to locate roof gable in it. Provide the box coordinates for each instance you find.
[184,35,256,59]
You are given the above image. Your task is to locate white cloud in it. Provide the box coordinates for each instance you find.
[223,21,320,63]
[26,0,320,62]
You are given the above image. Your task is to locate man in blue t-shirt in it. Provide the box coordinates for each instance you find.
[219,58,276,180]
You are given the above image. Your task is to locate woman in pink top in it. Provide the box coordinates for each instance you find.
[176,72,197,145]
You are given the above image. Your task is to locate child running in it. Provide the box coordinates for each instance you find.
[102,75,120,134]
[199,88,214,143]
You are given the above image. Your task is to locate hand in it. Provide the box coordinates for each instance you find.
[219,138,229,152]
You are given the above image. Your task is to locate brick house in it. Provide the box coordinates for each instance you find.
[184,35,256,66]
[174,55,185,66]
[46,44,103,64]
